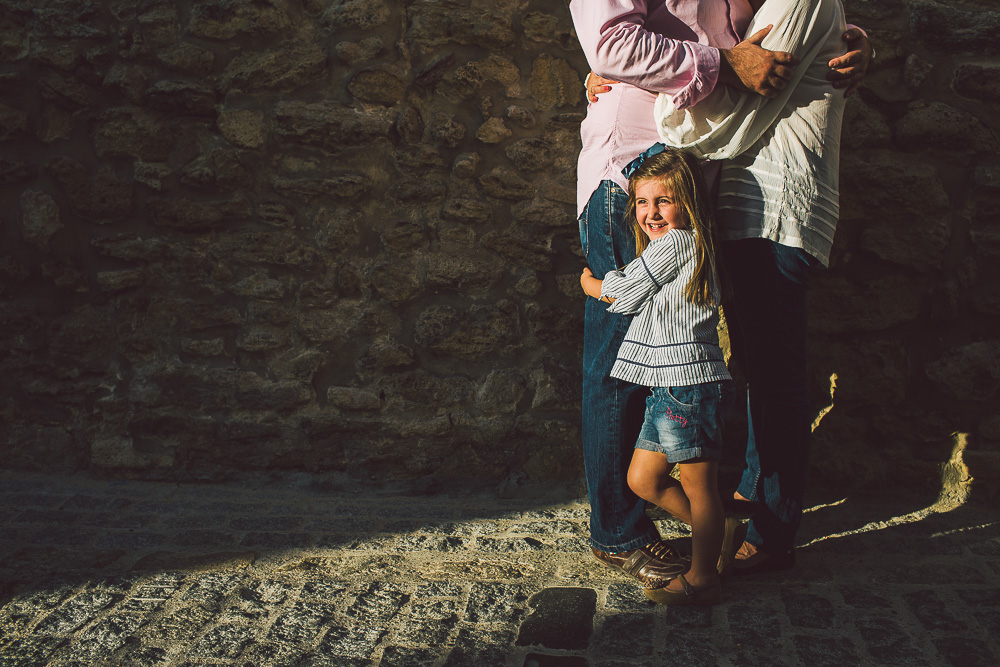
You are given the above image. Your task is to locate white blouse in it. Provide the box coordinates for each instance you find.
[654,0,847,266]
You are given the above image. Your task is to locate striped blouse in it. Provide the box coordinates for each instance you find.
[600,229,731,388]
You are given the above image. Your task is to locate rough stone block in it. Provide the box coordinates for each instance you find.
[315,623,387,661]
[476,117,511,144]
[274,101,393,151]
[188,0,293,39]
[91,437,174,470]
[781,591,835,629]
[531,55,582,111]
[222,42,326,92]
[19,190,63,250]
[46,157,133,223]
[97,269,144,292]
[323,0,390,30]
[809,275,922,334]
[147,197,250,230]
[894,102,997,152]
[36,590,121,635]
[186,623,252,659]
[336,36,385,64]
[839,155,947,222]
[842,0,907,22]
[444,627,516,667]
[60,613,143,661]
[348,68,407,106]
[0,158,33,183]
[954,64,1000,102]
[792,635,861,667]
[92,107,174,160]
[414,301,524,360]
[855,616,928,665]
[911,0,1000,54]
[144,80,217,116]
[591,613,653,657]
[272,173,369,200]
[407,5,516,50]
[157,43,215,75]
[506,138,553,171]
[0,101,28,140]
[808,338,908,406]
[859,217,950,271]
[925,341,1000,402]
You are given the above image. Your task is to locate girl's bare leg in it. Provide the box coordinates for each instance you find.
[661,460,723,591]
[627,449,692,525]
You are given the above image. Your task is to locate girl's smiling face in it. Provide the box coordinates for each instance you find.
[634,178,687,241]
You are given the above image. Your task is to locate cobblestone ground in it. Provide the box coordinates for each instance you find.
[0,470,998,667]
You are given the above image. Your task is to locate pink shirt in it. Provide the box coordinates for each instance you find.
[570,1,753,214]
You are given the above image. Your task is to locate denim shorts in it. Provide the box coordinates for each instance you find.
[635,381,735,463]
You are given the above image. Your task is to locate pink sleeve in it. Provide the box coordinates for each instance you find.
[569,0,720,110]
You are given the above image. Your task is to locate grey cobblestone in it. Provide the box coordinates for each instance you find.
[792,634,862,667]
[1,471,999,666]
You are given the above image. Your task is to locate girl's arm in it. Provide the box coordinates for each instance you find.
[580,267,614,303]
[599,234,681,315]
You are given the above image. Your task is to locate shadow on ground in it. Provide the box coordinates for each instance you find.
[1,471,998,666]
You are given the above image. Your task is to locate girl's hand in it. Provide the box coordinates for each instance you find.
[581,267,610,301]
[586,72,619,103]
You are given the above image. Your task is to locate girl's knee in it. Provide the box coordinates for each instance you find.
[629,449,675,501]
[627,466,653,501]
[678,461,718,494]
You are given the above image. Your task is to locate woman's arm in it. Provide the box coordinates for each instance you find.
[827,26,874,97]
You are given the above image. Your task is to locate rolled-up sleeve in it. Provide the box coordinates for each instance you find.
[601,234,680,314]
[569,0,720,109]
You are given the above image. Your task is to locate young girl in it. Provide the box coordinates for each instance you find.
[580,146,735,605]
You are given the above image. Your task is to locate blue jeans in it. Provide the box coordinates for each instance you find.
[580,181,660,552]
[721,238,817,553]
[636,382,735,463]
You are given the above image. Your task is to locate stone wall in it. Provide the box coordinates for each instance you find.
[0,0,997,498]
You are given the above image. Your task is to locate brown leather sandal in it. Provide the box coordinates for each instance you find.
[644,573,722,605]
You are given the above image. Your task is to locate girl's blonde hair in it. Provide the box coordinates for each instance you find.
[626,148,725,306]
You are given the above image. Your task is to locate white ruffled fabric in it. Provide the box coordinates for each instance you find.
[654,0,847,266]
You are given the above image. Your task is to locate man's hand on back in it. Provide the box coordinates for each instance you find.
[719,25,799,98]
[826,27,873,97]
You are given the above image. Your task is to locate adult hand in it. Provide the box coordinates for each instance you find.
[719,25,799,99]
[826,27,873,98]
[585,72,619,103]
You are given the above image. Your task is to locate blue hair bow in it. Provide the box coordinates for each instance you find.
[621,142,667,180]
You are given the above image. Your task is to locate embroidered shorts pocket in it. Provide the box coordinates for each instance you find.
[635,383,729,463]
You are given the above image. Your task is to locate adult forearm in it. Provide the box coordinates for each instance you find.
[569,0,720,108]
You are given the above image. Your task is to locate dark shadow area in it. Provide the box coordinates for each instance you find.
[586,494,1000,666]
